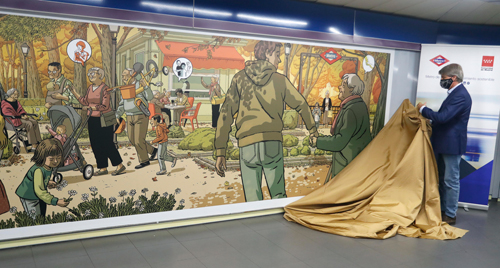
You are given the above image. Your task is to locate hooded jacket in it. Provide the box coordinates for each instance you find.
[215,60,317,156]
[152,122,169,144]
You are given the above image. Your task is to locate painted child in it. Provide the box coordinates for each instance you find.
[150,115,176,175]
[15,138,69,217]
[46,124,77,166]
[312,102,322,129]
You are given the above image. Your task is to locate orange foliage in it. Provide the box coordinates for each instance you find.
[339,60,356,79]
[373,74,382,104]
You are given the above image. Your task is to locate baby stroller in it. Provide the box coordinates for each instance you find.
[47,105,94,182]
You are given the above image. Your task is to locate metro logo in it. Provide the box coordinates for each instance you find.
[482,56,494,67]
[320,48,342,65]
[430,55,449,67]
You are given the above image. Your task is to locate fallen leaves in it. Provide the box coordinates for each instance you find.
[152,177,157,181]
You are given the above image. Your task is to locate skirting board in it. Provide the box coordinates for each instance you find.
[0,196,302,248]
[458,202,489,211]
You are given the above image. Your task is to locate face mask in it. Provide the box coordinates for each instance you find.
[440,78,453,89]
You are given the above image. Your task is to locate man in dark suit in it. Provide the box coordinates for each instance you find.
[417,63,472,225]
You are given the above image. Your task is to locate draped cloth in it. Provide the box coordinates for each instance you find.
[284,100,468,240]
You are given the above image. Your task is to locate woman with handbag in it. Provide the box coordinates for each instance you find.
[69,67,125,176]
[201,76,223,128]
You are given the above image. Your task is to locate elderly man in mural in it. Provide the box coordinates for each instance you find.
[311,73,372,184]
[322,90,332,127]
[116,68,157,169]
[45,62,79,109]
[214,41,318,202]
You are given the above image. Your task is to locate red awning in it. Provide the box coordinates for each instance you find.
[156,40,245,70]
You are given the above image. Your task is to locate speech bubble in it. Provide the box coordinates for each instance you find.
[173,57,193,82]
[67,39,92,66]
[362,55,375,73]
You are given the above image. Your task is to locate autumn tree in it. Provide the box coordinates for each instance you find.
[0,15,67,98]
[182,36,241,59]
[91,24,133,84]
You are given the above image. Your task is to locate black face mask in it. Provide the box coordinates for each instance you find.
[440,78,453,89]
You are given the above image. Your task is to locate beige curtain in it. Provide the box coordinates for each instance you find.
[284,100,467,240]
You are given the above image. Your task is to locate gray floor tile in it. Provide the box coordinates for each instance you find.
[221,232,300,267]
[240,215,287,231]
[127,229,178,248]
[150,258,206,268]
[32,240,87,263]
[168,224,217,242]
[197,250,259,268]
[345,247,401,268]
[137,241,195,265]
[303,254,360,268]
[89,248,151,268]
[181,237,235,258]
[257,227,331,261]
[267,260,312,268]
[82,235,136,256]
[204,220,255,236]
[0,246,34,267]
[35,255,95,268]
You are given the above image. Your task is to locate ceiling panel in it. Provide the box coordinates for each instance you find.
[460,3,500,24]
[371,0,427,13]
[312,0,500,25]
[345,0,391,10]
[438,1,485,22]
[316,0,352,5]
[397,0,458,20]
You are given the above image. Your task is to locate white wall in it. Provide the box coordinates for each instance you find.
[388,50,420,118]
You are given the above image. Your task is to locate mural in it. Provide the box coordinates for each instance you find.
[0,13,390,230]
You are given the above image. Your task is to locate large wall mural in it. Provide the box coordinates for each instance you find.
[0,13,390,230]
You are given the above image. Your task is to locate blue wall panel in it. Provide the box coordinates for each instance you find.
[9,0,500,48]
[354,10,438,44]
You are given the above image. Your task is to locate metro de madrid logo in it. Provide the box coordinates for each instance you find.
[430,55,449,67]
[320,48,342,65]
[481,56,494,71]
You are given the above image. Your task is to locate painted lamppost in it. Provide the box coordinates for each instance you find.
[109,24,120,149]
[284,43,292,110]
[21,43,30,98]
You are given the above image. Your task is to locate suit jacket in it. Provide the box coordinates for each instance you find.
[422,84,472,155]
[322,98,332,112]
[317,97,372,183]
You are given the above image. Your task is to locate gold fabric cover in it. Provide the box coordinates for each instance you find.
[284,100,468,240]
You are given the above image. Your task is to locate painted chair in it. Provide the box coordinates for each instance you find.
[180,102,201,132]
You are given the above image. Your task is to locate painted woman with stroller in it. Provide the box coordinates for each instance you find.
[69,67,126,176]
[1,88,42,151]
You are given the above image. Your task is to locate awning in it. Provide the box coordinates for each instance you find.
[156,40,245,70]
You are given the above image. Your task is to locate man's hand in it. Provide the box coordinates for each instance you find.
[21,115,28,120]
[310,136,318,148]
[116,118,121,124]
[215,156,226,177]
[140,79,148,87]
[417,102,426,111]
[47,181,57,189]
[57,199,69,207]
[51,93,63,99]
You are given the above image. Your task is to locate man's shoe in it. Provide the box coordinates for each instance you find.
[442,215,456,225]
[157,170,167,175]
[171,158,177,168]
[149,148,158,161]
[135,161,150,169]
[112,166,126,176]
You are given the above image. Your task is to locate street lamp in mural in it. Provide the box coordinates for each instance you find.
[21,43,29,98]
[109,24,120,149]
[284,43,291,110]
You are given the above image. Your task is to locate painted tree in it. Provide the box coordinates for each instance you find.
[0,15,67,98]
[91,24,133,84]
[182,36,241,59]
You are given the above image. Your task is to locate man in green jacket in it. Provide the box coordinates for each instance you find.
[311,73,372,184]
[214,41,318,202]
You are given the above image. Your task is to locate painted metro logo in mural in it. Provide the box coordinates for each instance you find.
[430,55,449,67]
[320,48,342,65]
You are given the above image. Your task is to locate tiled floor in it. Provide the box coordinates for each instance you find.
[1,201,500,268]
